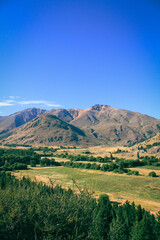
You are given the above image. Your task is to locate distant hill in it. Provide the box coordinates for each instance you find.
[0,114,94,146]
[49,104,160,146]
[0,108,46,137]
[134,132,160,154]
[1,105,160,147]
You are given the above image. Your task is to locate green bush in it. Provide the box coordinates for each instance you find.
[12,163,28,170]
[0,172,159,240]
[148,171,157,177]
[30,160,36,167]
[133,171,139,176]
[40,157,50,166]
[101,164,109,172]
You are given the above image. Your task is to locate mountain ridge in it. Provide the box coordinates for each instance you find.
[48,104,160,146]
[0,113,95,146]
[0,108,46,136]
[0,104,160,147]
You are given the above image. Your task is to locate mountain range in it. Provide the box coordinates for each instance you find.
[0,104,160,147]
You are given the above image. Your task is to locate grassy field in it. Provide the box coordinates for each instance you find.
[129,167,160,177]
[14,166,160,214]
[52,145,160,159]
[138,165,160,170]
[1,144,160,159]
[56,146,137,159]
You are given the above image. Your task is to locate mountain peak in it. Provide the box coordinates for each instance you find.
[91,104,110,111]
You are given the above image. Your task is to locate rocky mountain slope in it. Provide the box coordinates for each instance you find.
[1,105,160,146]
[134,132,160,154]
[50,104,160,146]
[0,108,46,137]
[0,114,94,146]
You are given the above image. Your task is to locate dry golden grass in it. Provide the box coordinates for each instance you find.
[56,143,160,159]
[14,166,160,215]
[129,168,160,177]
[57,145,139,159]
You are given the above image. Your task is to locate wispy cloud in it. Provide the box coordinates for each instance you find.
[9,96,20,100]
[0,97,61,108]
[18,100,61,107]
[0,100,14,106]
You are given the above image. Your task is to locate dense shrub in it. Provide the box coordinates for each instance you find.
[0,172,160,240]
[40,158,61,167]
[0,148,40,167]
[148,171,157,177]
[11,163,27,170]
[30,160,36,167]
[101,164,109,172]
[55,153,111,163]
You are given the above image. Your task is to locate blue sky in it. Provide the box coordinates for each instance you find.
[0,0,160,118]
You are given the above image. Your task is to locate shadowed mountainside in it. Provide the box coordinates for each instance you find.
[0,108,46,137]
[0,114,95,146]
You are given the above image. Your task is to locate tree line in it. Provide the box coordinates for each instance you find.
[0,148,40,171]
[54,153,160,167]
[0,148,159,176]
[61,161,139,175]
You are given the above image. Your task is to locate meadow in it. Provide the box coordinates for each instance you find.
[56,145,160,159]
[1,146,160,214]
[15,165,160,214]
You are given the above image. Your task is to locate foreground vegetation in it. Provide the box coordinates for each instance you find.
[0,147,160,213]
[0,172,160,240]
[18,166,160,213]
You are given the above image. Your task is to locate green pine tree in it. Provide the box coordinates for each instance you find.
[131,212,157,240]
[91,194,112,240]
